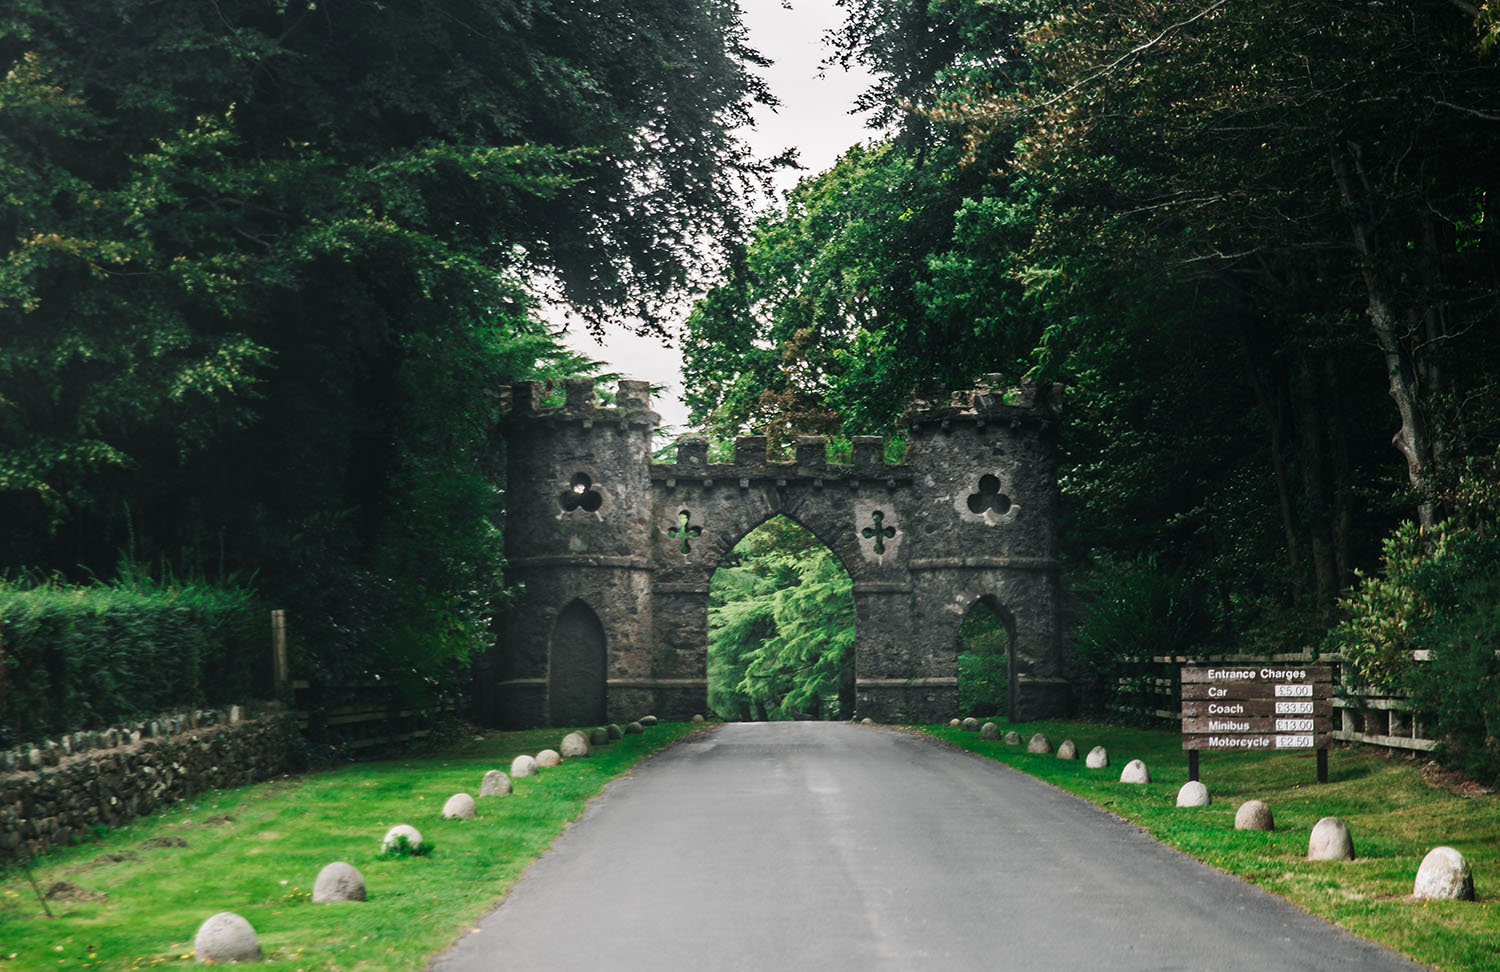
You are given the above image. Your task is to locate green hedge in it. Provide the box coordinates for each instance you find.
[1402,529,1500,786]
[0,576,264,747]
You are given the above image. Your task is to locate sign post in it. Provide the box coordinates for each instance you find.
[1180,664,1332,784]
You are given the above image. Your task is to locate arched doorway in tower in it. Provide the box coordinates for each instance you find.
[957,598,1013,720]
[706,515,855,721]
[549,599,606,726]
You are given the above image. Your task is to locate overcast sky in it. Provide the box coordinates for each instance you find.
[560,0,876,433]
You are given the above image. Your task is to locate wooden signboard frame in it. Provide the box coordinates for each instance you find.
[1180,664,1333,784]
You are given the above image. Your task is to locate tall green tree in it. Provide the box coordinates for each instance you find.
[689,0,1500,662]
[975,0,1500,538]
[706,517,855,721]
[684,141,1024,441]
[1,0,772,684]
[685,1,1055,443]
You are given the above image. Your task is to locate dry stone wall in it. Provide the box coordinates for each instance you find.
[0,711,288,862]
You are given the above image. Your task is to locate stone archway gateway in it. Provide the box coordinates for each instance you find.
[477,375,1068,727]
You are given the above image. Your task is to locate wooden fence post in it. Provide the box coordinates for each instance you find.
[271,609,288,698]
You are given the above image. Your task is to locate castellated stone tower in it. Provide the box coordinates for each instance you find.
[479,378,659,728]
[900,377,1069,720]
[478,373,1067,728]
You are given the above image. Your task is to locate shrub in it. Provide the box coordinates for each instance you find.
[0,571,263,746]
[1332,450,1500,694]
[379,835,434,859]
[1403,530,1500,785]
[957,603,1008,718]
[1326,520,1448,692]
[957,650,1008,719]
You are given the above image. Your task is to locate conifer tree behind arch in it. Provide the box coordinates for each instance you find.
[706,516,855,721]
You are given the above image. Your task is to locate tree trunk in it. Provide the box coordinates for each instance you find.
[1322,351,1355,587]
[1293,349,1339,606]
[1332,143,1437,528]
[1233,319,1306,604]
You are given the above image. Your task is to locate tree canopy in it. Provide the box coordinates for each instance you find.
[706,516,855,722]
[1,0,772,690]
[684,0,1500,662]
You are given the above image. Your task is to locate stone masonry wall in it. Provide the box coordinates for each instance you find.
[485,374,1069,728]
[0,712,289,863]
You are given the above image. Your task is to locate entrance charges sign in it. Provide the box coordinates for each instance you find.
[1180,664,1333,782]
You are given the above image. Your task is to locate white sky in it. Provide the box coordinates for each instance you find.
[559,0,876,434]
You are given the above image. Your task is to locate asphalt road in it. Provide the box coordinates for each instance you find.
[431,722,1428,972]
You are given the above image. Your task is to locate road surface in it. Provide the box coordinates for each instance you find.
[432,722,1427,972]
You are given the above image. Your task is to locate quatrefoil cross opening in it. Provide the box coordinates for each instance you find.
[967,474,1012,516]
[559,472,603,512]
[862,509,897,554]
[668,509,702,553]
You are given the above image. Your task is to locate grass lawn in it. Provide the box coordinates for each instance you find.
[930,720,1500,972]
[0,723,693,971]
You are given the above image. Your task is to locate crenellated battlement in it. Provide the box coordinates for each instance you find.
[902,374,1062,434]
[498,377,659,429]
[651,434,911,486]
[497,373,1058,439]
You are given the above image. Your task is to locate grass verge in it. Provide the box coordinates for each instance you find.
[0,723,693,971]
[930,720,1499,972]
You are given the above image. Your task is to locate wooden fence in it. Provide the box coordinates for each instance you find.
[291,679,461,752]
[269,611,462,753]
[1108,653,1436,753]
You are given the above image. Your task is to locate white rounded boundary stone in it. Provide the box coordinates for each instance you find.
[1176,781,1210,808]
[442,793,476,820]
[949,718,961,728]
[1308,816,1354,861]
[860,717,874,725]
[1234,800,1274,832]
[194,911,260,964]
[625,721,644,734]
[641,715,660,727]
[560,732,590,758]
[691,714,705,723]
[535,749,561,768]
[312,861,367,903]
[961,717,980,732]
[381,824,424,854]
[980,722,1001,740]
[1003,731,1022,746]
[510,754,537,778]
[1413,846,1475,901]
[480,769,512,797]
[1026,733,1052,755]
[1119,759,1150,784]
[1057,739,1078,760]
[1085,745,1108,768]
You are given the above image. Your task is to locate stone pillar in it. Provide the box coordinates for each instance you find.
[640,585,710,720]
[851,583,935,722]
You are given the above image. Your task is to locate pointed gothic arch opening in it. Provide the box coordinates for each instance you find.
[549,599,607,726]
[706,515,856,721]
[957,597,1014,719]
